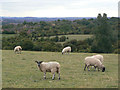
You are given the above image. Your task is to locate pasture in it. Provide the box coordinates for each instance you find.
[2,50,118,88]
[0,34,16,41]
[50,34,93,41]
[60,34,93,41]
[2,34,16,38]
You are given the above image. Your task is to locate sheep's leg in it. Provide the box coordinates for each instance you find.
[65,51,67,54]
[94,66,97,71]
[84,64,87,71]
[58,72,60,80]
[20,50,21,54]
[52,73,55,80]
[87,65,90,71]
[68,51,70,54]
[17,50,19,54]
[98,68,100,71]
[57,68,60,80]
[44,72,46,79]
[19,50,21,54]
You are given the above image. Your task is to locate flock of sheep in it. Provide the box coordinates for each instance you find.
[14,46,105,80]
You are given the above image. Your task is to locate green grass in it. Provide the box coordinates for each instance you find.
[62,34,93,41]
[1,34,92,43]
[0,34,16,41]
[2,50,118,88]
[2,34,16,38]
[48,34,93,44]
[51,34,93,41]
[0,34,16,40]
[58,34,93,44]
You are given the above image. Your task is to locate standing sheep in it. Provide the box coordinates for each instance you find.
[35,60,60,80]
[62,46,71,54]
[84,57,105,72]
[14,46,22,54]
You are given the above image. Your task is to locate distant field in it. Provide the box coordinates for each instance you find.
[57,34,92,44]
[2,50,118,88]
[2,34,16,38]
[60,34,93,41]
[1,34,92,41]
[0,34,16,41]
[50,34,93,41]
[45,34,93,45]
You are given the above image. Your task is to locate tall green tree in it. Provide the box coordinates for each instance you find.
[91,13,113,53]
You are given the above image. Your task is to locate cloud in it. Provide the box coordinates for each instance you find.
[0,0,118,17]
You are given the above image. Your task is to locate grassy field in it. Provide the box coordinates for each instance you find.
[49,34,93,44]
[61,34,92,41]
[0,34,16,42]
[50,34,93,41]
[1,34,92,43]
[2,50,118,88]
[1,34,16,38]
[0,34,16,41]
[2,34,92,40]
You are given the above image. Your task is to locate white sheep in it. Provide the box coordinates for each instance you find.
[90,54,104,70]
[92,54,104,63]
[35,60,60,80]
[62,46,71,54]
[14,46,22,54]
[84,57,105,72]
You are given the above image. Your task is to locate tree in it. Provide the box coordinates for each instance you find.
[19,31,28,37]
[59,36,66,42]
[51,36,59,42]
[23,21,27,25]
[91,13,113,53]
[21,39,34,50]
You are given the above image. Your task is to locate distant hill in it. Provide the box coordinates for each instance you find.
[1,17,96,25]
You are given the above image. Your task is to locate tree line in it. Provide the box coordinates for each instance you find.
[2,16,118,37]
[2,13,119,53]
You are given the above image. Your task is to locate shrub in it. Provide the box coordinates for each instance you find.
[59,36,66,42]
[21,39,34,50]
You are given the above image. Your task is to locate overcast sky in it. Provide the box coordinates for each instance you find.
[0,0,119,17]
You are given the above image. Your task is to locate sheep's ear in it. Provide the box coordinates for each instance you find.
[35,61,38,63]
[40,61,43,63]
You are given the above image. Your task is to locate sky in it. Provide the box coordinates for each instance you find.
[0,0,119,17]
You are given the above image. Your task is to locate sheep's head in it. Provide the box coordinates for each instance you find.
[102,65,105,72]
[35,61,43,67]
[20,47,22,50]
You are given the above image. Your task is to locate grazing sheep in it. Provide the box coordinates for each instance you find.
[14,46,22,54]
[84,57,105,72]
[92,54,104,63]
[35,60,60,80]
[62,46,71,54]
[90,54,104,70]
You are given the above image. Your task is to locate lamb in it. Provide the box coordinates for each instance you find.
[62,46,71,54]
[14,46,22,54]
[35,60,60,80]
[84,57,105,72]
